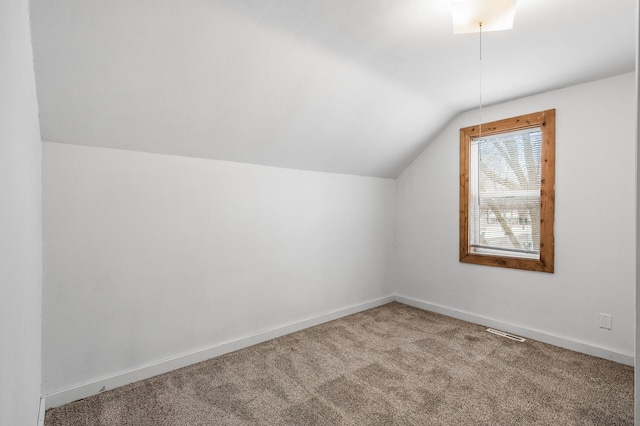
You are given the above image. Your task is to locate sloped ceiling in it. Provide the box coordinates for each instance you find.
[30,0,635,178]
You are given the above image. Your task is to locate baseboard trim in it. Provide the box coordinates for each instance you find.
[43,293,632,410]
[37,397,46,426]
[395,294,634,366]
[43,295,395,409]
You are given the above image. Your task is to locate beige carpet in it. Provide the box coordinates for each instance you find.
[45,302,633,425]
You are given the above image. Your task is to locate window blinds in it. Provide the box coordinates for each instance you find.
[469,127,542,259]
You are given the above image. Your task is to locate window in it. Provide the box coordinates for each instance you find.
[459,109,555,273]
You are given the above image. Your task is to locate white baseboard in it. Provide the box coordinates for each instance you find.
[37,397,45,426]
[43,293,632,410]
[395,294,634,366]
[43,295,395,409]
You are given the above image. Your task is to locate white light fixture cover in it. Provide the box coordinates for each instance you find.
[451,0,518,34]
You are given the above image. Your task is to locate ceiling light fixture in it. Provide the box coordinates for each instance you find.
[451,0,518,140]
[451,0,518,34]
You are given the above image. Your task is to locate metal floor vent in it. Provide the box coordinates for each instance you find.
[486,328,526,342]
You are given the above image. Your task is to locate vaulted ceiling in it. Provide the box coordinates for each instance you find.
[30,0,635,178]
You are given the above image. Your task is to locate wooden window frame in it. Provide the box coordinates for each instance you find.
[459,109,556,273]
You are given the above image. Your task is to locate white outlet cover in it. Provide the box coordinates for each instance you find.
[599,313,612,330]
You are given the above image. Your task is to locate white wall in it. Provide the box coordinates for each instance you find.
[0,0,43,424]
[396,73,636,362]
[42,142,396,396]
[30,0,443,178]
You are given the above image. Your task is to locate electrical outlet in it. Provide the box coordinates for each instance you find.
[599,313,612,330]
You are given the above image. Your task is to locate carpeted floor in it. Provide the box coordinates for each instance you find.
[45,302,634,425]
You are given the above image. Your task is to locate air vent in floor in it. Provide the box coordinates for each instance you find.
[486,328,526,342]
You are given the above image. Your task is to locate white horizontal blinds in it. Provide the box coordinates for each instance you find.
[470,127,542,259]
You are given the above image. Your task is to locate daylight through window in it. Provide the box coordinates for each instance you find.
[470,128,541,259]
